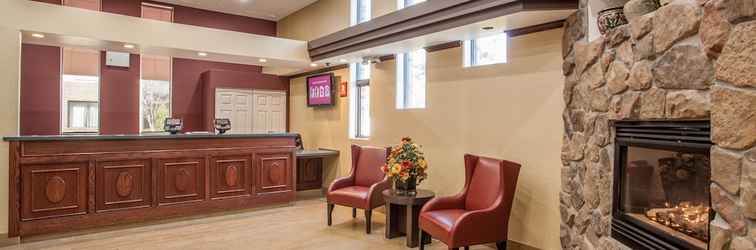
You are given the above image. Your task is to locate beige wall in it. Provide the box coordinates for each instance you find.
[276,0,351,41]
[0,27,21,235]
[277,0,398,41]
[290,29,565,250]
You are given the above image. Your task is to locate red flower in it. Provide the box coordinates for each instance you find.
[402,161,411,167]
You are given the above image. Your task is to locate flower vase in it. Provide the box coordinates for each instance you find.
[394,176,417,196]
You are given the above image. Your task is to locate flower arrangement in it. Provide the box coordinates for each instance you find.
[381,137,428,185]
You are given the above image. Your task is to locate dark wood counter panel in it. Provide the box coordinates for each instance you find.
[4,134,298,237]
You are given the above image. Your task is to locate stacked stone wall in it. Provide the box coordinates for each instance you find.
[560,0,756,249]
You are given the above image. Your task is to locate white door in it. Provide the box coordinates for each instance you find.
[252,90,287,133]
[215,89,253,133]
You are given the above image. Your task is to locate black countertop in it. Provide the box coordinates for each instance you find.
[295,148,340,158]
[2,132,300,142]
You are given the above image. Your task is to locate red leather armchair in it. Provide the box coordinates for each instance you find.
[326,145,390,234]
[419,154,521,250]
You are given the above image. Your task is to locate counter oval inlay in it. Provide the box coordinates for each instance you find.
[225,166,239,187]
[45,176,66,203]
[115,172,134,197]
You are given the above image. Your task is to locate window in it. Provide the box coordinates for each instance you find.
[67,101,98,130]
[464,33,509,67]
[63,0,100,10]
[140,5,173,132]
[352,63,371,138]
[397,0,425,9]
[141,3,174,22]
[61,48,100,133]
[352,0,371,25]
[140,55,172,132]
[396,49,426,109]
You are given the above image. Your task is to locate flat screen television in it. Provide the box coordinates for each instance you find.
[306,73,335,107]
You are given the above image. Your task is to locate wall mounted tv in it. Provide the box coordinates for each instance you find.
[306,73,335,107]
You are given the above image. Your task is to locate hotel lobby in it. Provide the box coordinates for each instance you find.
[0,0,754,249]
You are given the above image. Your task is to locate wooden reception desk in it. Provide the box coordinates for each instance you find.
[3,133,299,237]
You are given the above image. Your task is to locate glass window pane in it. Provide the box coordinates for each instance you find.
[358,85,370,137]
[140,80,171,132]
[397,49,426,109]
[356,63,370,81]
[356,0,371,24]
[466,33,508,67]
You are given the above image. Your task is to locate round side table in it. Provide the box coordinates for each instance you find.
[382,189,436,248]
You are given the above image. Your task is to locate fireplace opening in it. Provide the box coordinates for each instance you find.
[612,121,712,250]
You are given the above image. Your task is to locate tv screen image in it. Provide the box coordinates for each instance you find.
[306,73,334,106]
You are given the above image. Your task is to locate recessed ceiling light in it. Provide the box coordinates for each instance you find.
[31,33,45,38]
[339,59,347,63]
[123,44,135,49]
[259,58,267,63]
[198,52,208,57]
[310,63,318,67]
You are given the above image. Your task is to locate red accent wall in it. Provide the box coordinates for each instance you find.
[99,53,141,135]
[20,44,61,135]
[103,0,276,36]
[172,59,288,131]
[200,69,289,132]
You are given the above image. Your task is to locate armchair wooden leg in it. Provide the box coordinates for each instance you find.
[352,208,357,218]
[496,241,507,250]
[419,230,430,250]
[365,209,372,234]
[327,203,334,226]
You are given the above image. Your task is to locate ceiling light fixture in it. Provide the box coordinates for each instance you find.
[339,59,347,63]
[310,63,318,67]
[31,33,45,38]
[198,52,208,57]
[259,58,267,63]
[123,44,135,49]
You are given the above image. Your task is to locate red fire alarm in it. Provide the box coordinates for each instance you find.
[339,81,348,97]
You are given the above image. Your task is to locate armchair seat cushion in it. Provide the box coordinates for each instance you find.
[419,209,468,243]
[327,186,370,209]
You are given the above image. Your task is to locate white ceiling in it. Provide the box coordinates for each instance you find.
[152,0,318,21]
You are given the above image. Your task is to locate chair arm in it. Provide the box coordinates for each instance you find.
[451,198,510,243]
[368,178,391,208]
[420,193,466,213]
[328,176,355,193]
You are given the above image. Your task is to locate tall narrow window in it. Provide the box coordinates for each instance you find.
[140,56,172,132]
[464,33,508,67]
[350,0,372,138]
[397,0,426,9]
[61,48,100,133]
[352,0,371,25]
[396,49,426,109]
[140,3,174,132]
[352,63,371,138]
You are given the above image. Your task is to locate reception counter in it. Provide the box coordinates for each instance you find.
[3,133,299,237]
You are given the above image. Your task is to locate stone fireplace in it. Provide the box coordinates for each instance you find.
[559,0,755,249]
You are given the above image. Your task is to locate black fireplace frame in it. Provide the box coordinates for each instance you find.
[611,120,712,250]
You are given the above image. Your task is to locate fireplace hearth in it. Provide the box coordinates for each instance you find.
[612,121,712,250]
